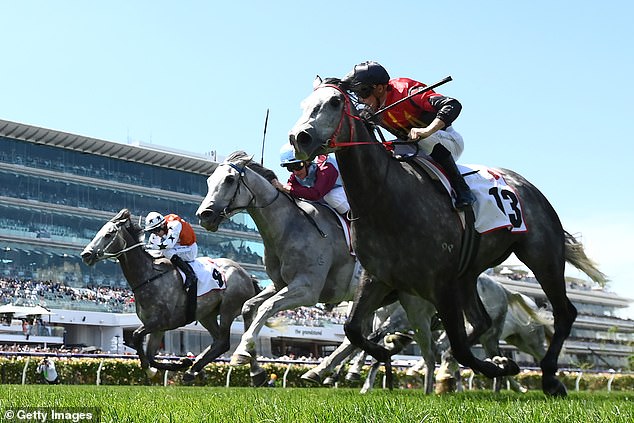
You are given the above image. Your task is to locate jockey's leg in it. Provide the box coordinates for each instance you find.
[170,254,198,290]
[430,144,475,210]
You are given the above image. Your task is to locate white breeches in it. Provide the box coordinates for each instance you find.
[323,186,350,214]
[162,243,198,262]
[417,126,464,161]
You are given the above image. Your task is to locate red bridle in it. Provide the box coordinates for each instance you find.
[318,84,380,149]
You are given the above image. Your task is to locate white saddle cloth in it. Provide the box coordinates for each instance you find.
[176,257,227,296]
[412,158,527,234]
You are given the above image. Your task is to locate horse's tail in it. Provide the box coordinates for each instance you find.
[564,231,609,287]
[506,291,555,341]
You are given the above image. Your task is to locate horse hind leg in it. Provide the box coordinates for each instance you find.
[515,249,576,397]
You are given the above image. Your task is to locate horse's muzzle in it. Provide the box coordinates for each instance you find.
[80,248,97,266]
[197,209,221,232]
[289,128,320,161]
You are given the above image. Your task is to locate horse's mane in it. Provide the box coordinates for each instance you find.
[110,208,145,242]
[225,150,279,183]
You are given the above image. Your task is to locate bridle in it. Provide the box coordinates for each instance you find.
[95,221,145,261]
[315,84,419,157]
[318,84,376,149]
[217,161,280,218]
[93,220,170,293]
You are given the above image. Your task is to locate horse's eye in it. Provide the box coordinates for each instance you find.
[104,232,112,239]
[225,175,235,184]
[328,96,341,108]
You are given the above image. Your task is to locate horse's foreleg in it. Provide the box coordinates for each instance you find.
[344,274,395,369]
[345,349,367,382]
[230,285,277,365]
[301,337,357,385]
[399,293,437,394]
[232,284,319,365]
[132,325,151,371]
[186,311,227,379]
[435,285,519,379]
[360,361,381,394]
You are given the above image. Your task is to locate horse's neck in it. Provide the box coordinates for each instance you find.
[117,230,156,288]
[245,174,301,246]
[336,121,433,213]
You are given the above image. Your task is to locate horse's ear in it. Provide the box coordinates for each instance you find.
[313,75,323,90]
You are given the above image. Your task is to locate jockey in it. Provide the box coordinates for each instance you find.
[272,143,350,215]
[342,61,476,210]
[144,211,198,290]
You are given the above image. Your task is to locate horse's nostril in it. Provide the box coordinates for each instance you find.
[297,131,312,146]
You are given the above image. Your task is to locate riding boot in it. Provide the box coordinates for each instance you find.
[170,255,198,291]
[170,255,198,323]
[430,144,476,210]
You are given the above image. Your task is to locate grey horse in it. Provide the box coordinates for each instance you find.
[195,152,437,389]
[81,208,263,383]
[289,77,607,396]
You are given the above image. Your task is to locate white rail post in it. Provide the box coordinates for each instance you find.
[282,363,292,388]
[468,372,475,390]
[225,366,233,388]
[96,359,104,385]
[607,369,616,392]
[163,370,169,386]
[21,357,30,385]
[575,372,582,391]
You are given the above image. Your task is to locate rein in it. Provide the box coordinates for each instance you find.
[220,162,280,217]
[228,163,326,238]
[97,222,172,293]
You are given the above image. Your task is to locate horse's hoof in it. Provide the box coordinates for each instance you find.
[543,378,568,397]
[251,370,268,387]
[182,372,196,384]
[345,372,361,382]
[435,377,457,394]
[323,376,336,386]
[490,356,520,376]
[300,371,322,385]
[145,367,158,378]
[180,358,194,369]
[230,353,251,366]
[359,386,370,394]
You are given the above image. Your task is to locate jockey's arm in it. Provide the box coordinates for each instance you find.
[161,220,183,249]
[289,163,338,201]
[409,118,446,140]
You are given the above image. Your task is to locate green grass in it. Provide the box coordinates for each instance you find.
[0,386,632,423]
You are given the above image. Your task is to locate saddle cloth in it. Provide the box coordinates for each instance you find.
[413,158,528,234]
[323,204,354,255]
[176,257,227,296]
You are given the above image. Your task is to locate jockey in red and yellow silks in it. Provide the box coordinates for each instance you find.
[342,61,475,210]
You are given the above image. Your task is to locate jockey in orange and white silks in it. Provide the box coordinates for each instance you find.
[275,143,350,215]
[144,212,198,289]
[145,212,198,261]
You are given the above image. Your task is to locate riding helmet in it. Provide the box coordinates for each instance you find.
[144,212,166,232]
[343,61,390,97]
[279,143,303,166]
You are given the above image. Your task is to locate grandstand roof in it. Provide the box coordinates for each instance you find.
[0,118,218,175]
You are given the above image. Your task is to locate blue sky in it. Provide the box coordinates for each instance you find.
[2,1,633,317]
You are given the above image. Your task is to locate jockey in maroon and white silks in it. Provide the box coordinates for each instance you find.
[276,143,350,215]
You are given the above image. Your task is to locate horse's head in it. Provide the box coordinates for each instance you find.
[289,76,354,162]
[81,208,138,265]
[196,151,256,232]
